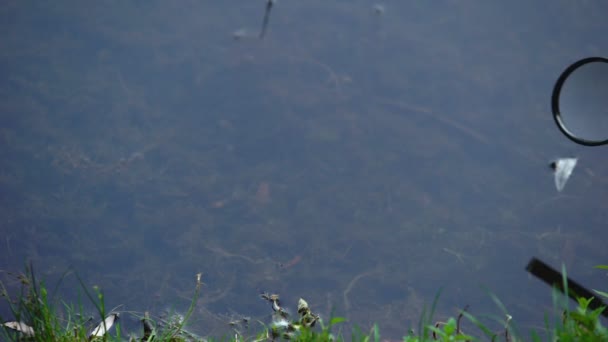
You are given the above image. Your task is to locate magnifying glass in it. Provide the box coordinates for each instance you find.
[552,57,608,146]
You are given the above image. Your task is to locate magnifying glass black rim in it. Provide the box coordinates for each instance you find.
[551,56,608,146]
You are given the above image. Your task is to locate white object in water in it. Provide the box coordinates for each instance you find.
[550,157,577,192]
[89,312,119,338]
[232,28,255,40]
[3,321,35,337]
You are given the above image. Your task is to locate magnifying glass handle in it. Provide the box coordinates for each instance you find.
[526,257,608,318]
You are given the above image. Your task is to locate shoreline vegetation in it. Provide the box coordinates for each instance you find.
[1,264,606,341]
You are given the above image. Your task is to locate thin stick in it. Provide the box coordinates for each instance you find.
[343,269,378,314]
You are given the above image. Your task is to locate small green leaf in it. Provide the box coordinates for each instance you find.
[589,306,606,321]
[372,323,380,342]
[328,316,346,326]
[576,297,593,311]
[443,318,457,335]
[594,265,608,270]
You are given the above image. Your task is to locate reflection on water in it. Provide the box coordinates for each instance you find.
[1,1,608,339]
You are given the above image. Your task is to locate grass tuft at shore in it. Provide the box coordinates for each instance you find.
[1,263,606,341]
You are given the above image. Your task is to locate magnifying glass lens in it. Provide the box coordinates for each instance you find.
[553,57,608,146]
[559,62,608,142]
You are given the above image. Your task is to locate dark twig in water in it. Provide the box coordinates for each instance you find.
[457,305,468,334]
[433,305,470,341]
[259,0,274,39]
[141,311,154,340]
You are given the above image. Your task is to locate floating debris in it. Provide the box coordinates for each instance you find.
[549,157,578,192]
[260,292,280,305]
[89,312,119,338]
[296,298,309,316]
[271,317,291,329]
[232,28,256,40]
[227,315,250,328]
[297,298,319,328]
[372,4,386,15]
[261,296,321,340]
[260,292,289,318]
[141,311,155,341]
[3,321,35,337]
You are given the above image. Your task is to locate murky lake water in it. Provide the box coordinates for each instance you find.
[1,1,607,339]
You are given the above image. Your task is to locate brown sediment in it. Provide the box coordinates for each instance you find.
[254,181,271,205]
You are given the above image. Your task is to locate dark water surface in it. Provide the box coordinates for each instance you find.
[1,1,607,339]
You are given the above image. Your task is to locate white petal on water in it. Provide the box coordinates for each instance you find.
[89,313,119,338]
[3,321,35,337]
[552,158,577,192]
